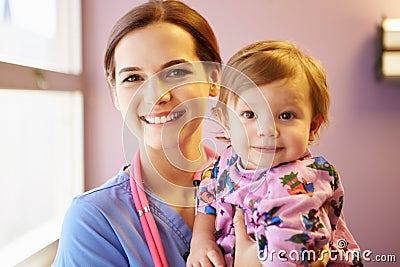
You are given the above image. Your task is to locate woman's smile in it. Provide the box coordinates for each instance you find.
[139,110,186,125]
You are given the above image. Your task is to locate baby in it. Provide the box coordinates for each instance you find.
[187,40,362,267]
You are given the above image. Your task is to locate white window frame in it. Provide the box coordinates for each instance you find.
[0,0,83,265]
[0,0,82,75]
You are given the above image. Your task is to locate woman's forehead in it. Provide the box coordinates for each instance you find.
[114,22,198,73]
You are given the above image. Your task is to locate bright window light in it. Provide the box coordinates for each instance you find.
[0,89,84,266]
[0,0,81,74]
[1,0,57,38]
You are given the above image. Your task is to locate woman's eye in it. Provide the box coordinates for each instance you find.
[241,110,256,119]
[279,112,294,120]
[167,68,191,77]
[122,74,143,83]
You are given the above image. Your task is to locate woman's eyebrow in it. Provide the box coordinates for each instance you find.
[161,59,191,69]
[118,66,141,75]
[117,59,192,75]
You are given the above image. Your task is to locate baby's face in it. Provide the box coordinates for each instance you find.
[227,76,317,170]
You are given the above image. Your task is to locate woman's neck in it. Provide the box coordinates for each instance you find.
[142,145,207,183]
[138,142,209,208]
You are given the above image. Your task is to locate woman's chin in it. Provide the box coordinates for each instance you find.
[143,133,177,151]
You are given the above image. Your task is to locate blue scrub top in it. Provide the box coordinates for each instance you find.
[52,166,192,266]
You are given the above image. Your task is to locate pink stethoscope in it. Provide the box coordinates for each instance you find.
[129,147,217,267]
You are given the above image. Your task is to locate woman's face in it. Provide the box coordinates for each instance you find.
[112,22,218,151]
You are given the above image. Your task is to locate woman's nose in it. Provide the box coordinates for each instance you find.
[155,91,171,105]
[143,78,172,105]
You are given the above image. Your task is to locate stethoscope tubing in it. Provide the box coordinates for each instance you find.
[129,147,218,267]
[130,151,168,267]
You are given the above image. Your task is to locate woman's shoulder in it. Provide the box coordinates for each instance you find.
[73,166,132,210]
[61,165,136,234]
[54,166,145,266]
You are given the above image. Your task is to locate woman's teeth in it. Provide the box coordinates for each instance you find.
[141,111,185,124]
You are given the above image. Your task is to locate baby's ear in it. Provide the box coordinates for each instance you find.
[213,107,230,139]
[309,115,322,142]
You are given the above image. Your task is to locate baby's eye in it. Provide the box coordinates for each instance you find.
[278,112,294,120]
[167,68,192,77]
[241,110,257,119]
[122,74,144,83]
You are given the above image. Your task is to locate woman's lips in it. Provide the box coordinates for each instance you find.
[139,110,185,124]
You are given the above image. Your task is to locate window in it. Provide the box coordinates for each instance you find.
[0,0,82,74]
[0,0,83,265]
[0,89,84,266]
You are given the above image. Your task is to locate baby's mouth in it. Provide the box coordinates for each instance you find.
[139,110,185,124]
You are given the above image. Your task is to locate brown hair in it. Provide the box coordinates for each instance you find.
[104,0,221,87]
[218,40,330,130]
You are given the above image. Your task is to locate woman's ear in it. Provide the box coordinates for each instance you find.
[209,67,220,97]
[309,114,322,142]
[108,77,120,110]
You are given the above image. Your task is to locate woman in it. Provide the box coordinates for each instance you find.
[53,1,228,266]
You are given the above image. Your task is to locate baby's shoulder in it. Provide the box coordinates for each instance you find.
[305,156,338,176]
[217,146,239,168]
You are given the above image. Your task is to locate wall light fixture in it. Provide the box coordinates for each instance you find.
[377,18,400,80]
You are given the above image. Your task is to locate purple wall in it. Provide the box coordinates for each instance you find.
[82,1,400,265]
